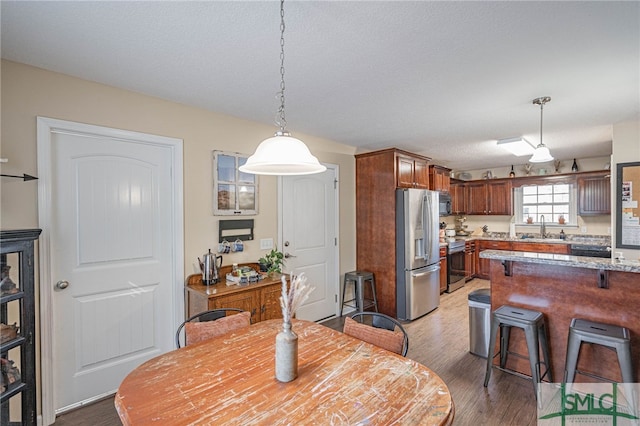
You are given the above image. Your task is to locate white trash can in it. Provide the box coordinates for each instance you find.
[468,288,491,358]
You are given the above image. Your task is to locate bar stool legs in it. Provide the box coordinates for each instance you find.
[484,305,552,400]
[563,318,637,417]
[339,271,378,317]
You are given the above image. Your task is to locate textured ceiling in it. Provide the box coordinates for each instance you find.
[2,1,638,171]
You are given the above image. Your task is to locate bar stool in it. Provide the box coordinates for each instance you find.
[564,318,634,383]
[339,271,378,317]
[484,305,552,399]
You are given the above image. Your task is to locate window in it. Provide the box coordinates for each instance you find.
[515,183,575,225]
[213,151,258,215]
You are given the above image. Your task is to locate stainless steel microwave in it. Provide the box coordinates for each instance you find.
[439,192,451,216]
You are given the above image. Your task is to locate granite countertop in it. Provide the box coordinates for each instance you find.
[456,234,611,246]
[480,249,640,273]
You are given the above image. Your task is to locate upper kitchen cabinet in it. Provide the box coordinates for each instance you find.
[395,151,430,189]
[577,171,611,215]
[450,181,466,214]
[429,165,451,192]
[466,180,512,215]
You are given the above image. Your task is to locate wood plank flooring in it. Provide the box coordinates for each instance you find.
[53,278,538,425]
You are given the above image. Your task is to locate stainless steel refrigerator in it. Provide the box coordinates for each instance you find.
[396,188,440,320]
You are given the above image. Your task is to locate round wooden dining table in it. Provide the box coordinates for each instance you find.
[115,319,454,425]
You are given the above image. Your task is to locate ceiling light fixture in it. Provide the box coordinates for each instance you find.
[529,96,554,163]
[497,137,535,156]
[239,0,326,176]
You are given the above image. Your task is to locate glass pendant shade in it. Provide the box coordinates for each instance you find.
[239,131,326,175]
[529,144,553,163]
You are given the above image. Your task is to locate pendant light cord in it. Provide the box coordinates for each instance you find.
[276,0,287,132]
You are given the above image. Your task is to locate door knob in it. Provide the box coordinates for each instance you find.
[284,252,297,258]
[55,280,69,290]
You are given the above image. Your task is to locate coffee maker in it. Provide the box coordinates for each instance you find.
[199,249,223,284]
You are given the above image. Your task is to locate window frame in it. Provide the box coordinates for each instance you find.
[514,182,577,227]
[213,150,259,216]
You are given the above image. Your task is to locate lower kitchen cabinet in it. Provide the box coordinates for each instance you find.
[185,264,283,324]
[511,242,570,254]
[477,240,513,279]
[476,239,572,278]
[464,240,476,281]
[439,246,447,293]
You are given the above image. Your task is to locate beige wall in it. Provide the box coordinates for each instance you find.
[612,119,640,260]
[0,59,358,279]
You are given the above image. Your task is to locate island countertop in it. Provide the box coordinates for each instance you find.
[480,249,640,273]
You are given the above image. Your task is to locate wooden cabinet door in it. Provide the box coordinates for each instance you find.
[487,181,512,215]
[466,182,487,214]
[451,183,466,214]
[439,247,447,293]
[260,284,283,321]
[429,165,451,192]
[578,174,610,215]
[511,242,570,254]
[413,159,430,189]
[396,155,416,188]
[464,242,475,280]
[211,290,260,323]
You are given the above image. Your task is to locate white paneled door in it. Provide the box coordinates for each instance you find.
[280,166,339,322]
[37,118,183,421]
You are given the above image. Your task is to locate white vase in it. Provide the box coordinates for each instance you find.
[275,320,298,382]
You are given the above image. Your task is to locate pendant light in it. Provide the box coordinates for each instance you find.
[239,0,326,176]
[529,96,554,163]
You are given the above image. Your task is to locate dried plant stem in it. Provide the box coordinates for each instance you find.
[280,273,314,323]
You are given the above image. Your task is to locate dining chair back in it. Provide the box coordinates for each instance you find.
[344,312,409,356]
[175,308,249,348]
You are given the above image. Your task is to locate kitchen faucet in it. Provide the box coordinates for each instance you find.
[540,215,546,239]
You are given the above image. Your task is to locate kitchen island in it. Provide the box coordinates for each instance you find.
[480,250,639,383]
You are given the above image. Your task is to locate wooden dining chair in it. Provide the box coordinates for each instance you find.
[343,312,409,356]
[175,308,251,348]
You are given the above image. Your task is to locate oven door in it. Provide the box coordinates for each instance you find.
[447,248,466,293]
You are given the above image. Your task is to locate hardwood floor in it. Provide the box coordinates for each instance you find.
[53,278,537,425]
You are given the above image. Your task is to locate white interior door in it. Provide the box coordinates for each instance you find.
[37,118,183,420]
[280,165,339,322]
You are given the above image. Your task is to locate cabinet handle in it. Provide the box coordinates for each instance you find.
[261,305,265,313]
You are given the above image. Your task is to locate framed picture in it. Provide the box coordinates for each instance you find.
[616,161,640,248]
[213,151,258,215]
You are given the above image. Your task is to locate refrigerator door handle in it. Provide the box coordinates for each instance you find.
[411,264,440,277]
[423,194,432,261]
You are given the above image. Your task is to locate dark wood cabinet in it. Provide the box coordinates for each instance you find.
[577,172,611,215]
[439,246,447,293]
[450,182,466,214]
[396,152,430,189]
[429,165,451,192]
[1,229,41,426]
[185,264,284,324]
[467,181,513,215]
[464,240,476,281]
[511,242,570,254]
[355,148,431,317]
[477,240,513,278]
[476,239,572,278]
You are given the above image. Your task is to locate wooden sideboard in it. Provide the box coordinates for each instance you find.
[185,263,284,324]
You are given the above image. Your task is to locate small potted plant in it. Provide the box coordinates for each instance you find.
[258,247,285,274]
[526,216,534,224]
[558,215,566,225]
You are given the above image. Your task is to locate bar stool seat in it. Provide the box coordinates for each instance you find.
[484,305,552,399]
[564,318,634,384]
[339,271,378,316]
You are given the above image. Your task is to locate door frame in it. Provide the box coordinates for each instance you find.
[277,164,340,319]
[36,117,184,424]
